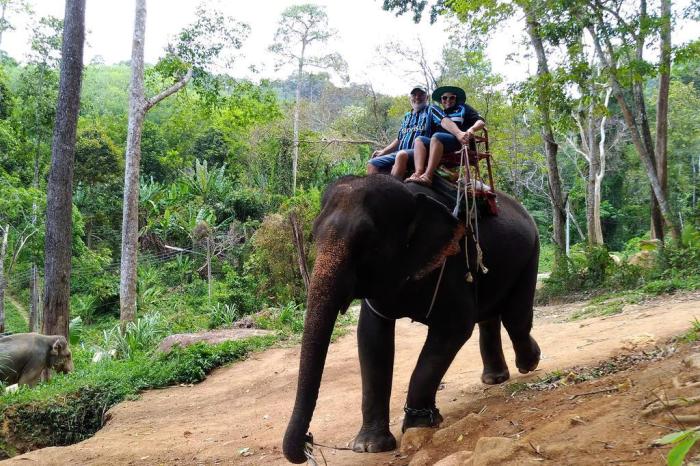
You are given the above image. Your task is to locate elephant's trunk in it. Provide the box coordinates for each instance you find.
[283,240,353,463]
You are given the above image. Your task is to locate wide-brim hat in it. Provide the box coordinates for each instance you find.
[432,85,466,104]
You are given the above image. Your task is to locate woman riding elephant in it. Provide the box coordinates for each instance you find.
[282,175,540,463]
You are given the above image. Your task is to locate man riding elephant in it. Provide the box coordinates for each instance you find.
[406,85,485,187]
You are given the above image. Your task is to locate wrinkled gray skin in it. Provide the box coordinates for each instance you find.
[283,175,541,463]
[0,333,74,387]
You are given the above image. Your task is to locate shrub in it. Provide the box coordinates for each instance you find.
[213,264,264,315]
[606,263,644,290]
[246,188,320,307]
[94,313,164,359]
[207,303,238,329]
[71,294,98,324]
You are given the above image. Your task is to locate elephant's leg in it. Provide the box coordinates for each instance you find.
[478,318,510,384]
[403,326,471,431]
[351,301,397,453]
[501,254,541,374]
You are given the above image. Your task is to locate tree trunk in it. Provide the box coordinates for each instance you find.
[292,42,306,195]
[586,117,602,244]
[654,0,672,239]
[588,24,681,241]
[119,0,192,324]
[119,0,148,325]
[0,3,6,49]
[0,225,8,334]
[289,211,310,292]
[29,264,41,332]
[42,0,85,338]
[593,88,612,244]
[525,9,567,266]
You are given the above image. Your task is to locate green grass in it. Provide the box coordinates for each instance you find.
[679,318,700,343]
[538,243,555,273]
[569,291,644,320]
[3,299,28,333]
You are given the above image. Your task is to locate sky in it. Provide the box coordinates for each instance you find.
[1,0,529,96]
[1,1,698,96]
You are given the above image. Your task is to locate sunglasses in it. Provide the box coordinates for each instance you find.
[441,95,457,101]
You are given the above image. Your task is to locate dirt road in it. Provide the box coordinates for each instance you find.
[5,292,700,465]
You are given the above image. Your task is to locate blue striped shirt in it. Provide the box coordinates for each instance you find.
[397,107,432,151]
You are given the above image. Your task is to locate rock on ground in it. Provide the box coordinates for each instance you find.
[158,328,273,353]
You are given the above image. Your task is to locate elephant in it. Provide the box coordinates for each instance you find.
[0,333,74,387]
[282,174,541,463]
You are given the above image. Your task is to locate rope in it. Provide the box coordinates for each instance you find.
[363,298,394,321]
[424,258,446,320]
[303,432,352,466]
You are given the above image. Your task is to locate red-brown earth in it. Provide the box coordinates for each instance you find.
[4,291,700,465]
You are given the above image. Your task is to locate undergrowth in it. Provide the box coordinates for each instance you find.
[3,300,28,333]
[0,302,358,457]
[537,240,700,305]
[0,335,276,456]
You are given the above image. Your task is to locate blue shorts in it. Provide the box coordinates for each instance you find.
[368,149,416,169]
[416,132,462,153]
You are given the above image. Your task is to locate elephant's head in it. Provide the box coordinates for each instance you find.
[283,175,464,463]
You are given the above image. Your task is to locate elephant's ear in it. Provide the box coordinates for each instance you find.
[405,193,465,280]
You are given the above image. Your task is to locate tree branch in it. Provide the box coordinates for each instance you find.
[145,67,193,111]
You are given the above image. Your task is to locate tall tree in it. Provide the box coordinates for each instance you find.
[0,224,7,333]
[119,1,248,323]
[585,0,681,241]
[26,16,63,332]
[523,5,567,265]
[269,4,347,194]
[653,0,672,240]
[42,0,85,338]
[384,0,569,268]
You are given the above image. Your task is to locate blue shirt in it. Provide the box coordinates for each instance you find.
[397,106,432,151]
[429,103,484,133]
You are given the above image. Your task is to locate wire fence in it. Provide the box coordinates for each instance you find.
[4,246,210,325]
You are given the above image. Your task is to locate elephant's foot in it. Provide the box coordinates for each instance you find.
[351,425,396,453]
[481,366,510,385]
[402,406,443,432]
[514,335,541,374]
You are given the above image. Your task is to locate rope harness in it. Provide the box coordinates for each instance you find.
[303,432,352,465]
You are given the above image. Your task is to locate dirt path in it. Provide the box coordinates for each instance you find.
[5,295,28,323]
[5,292,700,465]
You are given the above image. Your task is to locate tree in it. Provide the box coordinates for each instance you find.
[584,0,681,241]
[384,0,569,269]
[119,1,249,324]
[378,38,438,90]
[0,223,7,333]
[653,0,672,240]
[0,0,30,49]
[42,0,85,338]
[269,3,347,194]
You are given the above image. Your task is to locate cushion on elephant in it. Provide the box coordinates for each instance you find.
[431,174,499,217]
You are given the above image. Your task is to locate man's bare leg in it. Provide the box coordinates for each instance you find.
[391,151,409,179]
[406,140,427,182]
[422,138,444,183]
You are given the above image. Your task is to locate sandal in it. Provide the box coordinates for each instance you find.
[406,173,433,187]
[405,172,423,183]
